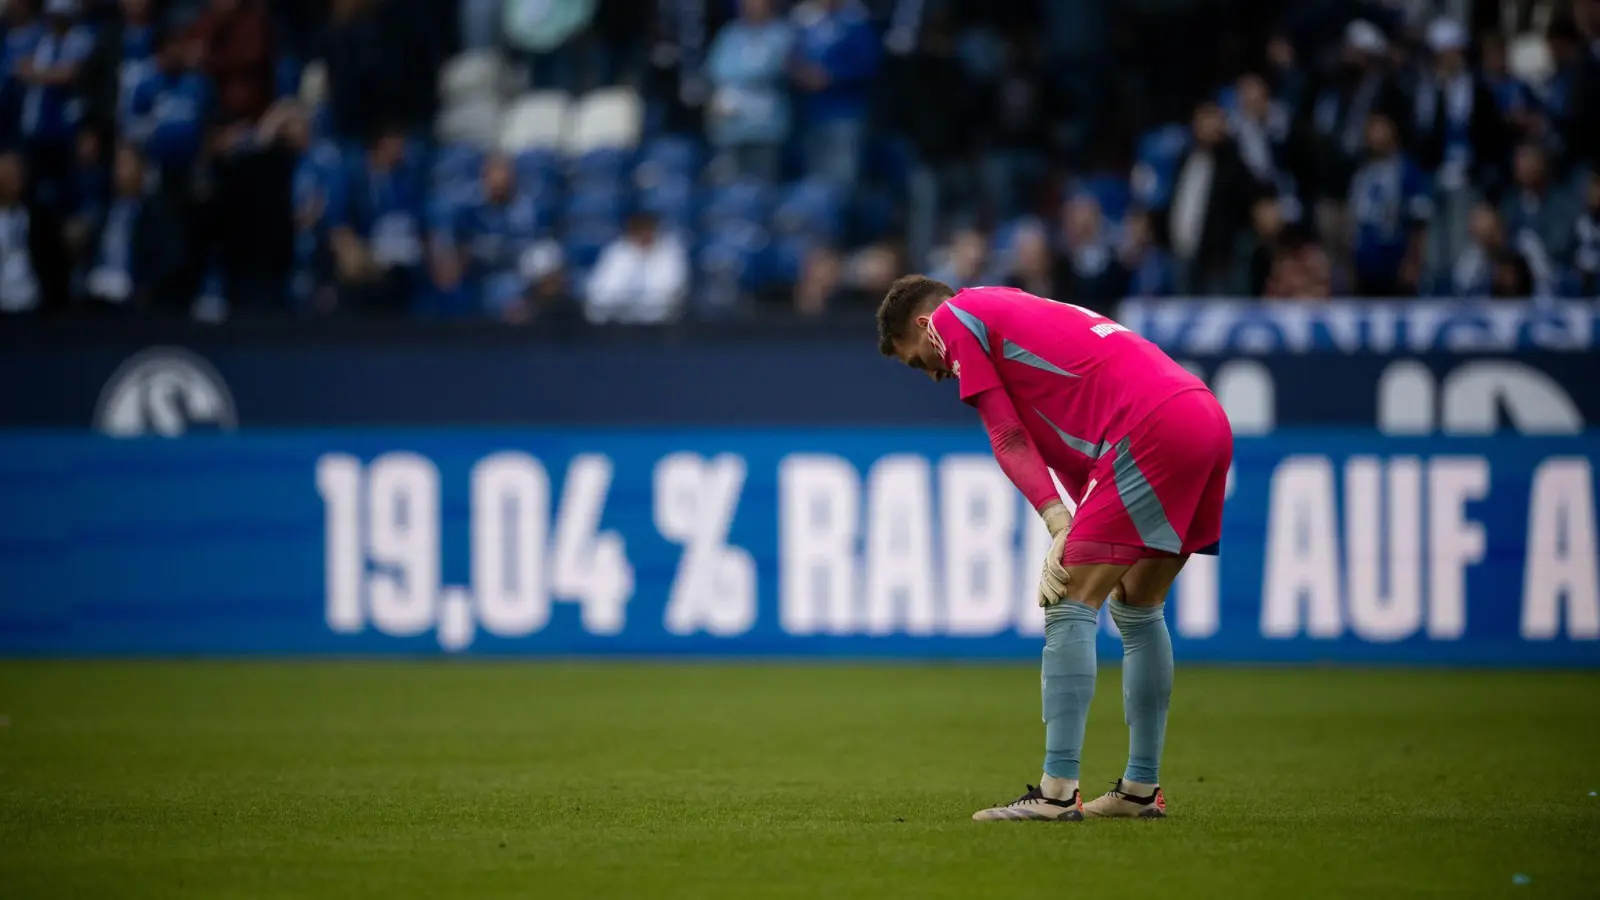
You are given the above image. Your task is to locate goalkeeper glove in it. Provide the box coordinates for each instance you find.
[1038,501,1072,607]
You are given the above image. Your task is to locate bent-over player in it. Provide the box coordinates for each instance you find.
[876,277,1233,821]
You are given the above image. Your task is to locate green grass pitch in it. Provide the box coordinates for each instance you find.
[2,662,1598,899]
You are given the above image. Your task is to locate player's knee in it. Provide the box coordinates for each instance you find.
[1115,555,1188,609]
[1057,564,1125,609]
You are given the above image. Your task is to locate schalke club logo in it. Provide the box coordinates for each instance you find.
[94,347,238,437]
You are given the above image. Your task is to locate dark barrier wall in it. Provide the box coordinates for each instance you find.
[1,300,1596,431]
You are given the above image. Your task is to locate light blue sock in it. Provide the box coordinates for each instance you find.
[1042,600,1099,780]
[1109,599,1173,785]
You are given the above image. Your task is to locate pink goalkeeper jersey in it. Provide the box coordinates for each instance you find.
[928,286,1208,485]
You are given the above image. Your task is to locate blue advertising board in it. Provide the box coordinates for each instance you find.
[2,429,1596,664]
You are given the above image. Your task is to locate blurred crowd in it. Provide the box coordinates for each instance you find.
[0,0,1597,322]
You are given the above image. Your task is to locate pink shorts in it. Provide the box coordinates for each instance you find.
[1061,388,1233,566]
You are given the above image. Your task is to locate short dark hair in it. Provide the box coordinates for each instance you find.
[876,275,954,356]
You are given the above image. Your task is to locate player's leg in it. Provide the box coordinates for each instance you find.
[972,559,1127,822]
[1085,389,1232,819]
[1085,554,1187,819]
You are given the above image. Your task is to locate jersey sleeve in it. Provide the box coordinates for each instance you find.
[973,387,1060,513]
[928,302,1001,403]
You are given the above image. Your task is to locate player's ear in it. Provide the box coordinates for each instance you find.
[914,314,932,330]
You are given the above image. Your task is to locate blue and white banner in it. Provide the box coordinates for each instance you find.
[3,430,1596,663]
[1118,298,1600,355]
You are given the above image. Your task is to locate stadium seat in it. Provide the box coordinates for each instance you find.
[512,148,562,184]
[846,187,898,245]
[432,143,485,188]
[571,147,635,183]
[562,87,643,157]
[564,183,629,230]
[698,221,771,288]
[635,136,703,185]
[440,50,508,103]
[436,99,502,150]
[772,177,842,241]
[765,234,814,286]
[564,221,621,270]
[1078,174,1132,225]
[1132,123,1191,211]
[700,178,773,230]
[501,91,571,155]
[638,175,697,233]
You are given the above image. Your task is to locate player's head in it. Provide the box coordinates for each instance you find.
[876,274,956,382]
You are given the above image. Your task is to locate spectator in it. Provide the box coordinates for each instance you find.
[1059,193,1123,309]
[1568,168,1599,295]
[1241,195,1284,296]
[1230,73,1292,189]
[80,143,186,310]
[1163,100,1261,295]
[584,208,687,324]
[793,243,841,317]
[188,0,275,125]
[16,0,95,207]
[790,0,880,190]
[1349,112,1431,297]
[61,128,108,262]
[1003,220,1064,300]
[511,239,570,325]
[0,151,68,313]
[705,0,794,182]
[972,30,1071,221]
[927,226,991,290]
[504,0,596,93]
[123,24,213,196]
[0,0,45,141]
[1451,202,1530,297]
[1489,242,1536,297]
[1253,197,1332,300]
[327,125,427,314]
[1544,17,1587,164]
[430,154,554,321]
[208,106,298,314]
[895,13,979,270]
[323,0,437,138]
[1117,210,1176,299]
[1565,4,1600,173]
[1500,142,1581,282]
[80,0,158,144]
[1300,20,1409,262]
[1413,18,1509,276]
[272,101,341,312]
[1478,30,1539,141]
[844,240,902,303]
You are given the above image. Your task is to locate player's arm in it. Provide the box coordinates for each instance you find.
[928,303,1070,535]
[973,387,1071,538]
